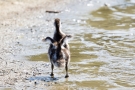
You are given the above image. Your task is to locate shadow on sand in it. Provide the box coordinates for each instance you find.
[27,76,61,82]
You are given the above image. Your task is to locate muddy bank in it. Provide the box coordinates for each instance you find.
[0,0,134,90]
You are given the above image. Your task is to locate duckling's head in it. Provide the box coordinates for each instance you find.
[54,18,61,29]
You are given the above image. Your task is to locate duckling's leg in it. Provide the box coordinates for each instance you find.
[65,61,69,78]
[50,63,54,77]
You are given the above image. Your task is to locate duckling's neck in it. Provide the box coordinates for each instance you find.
[55,24,61,32]
[55,26,65,37]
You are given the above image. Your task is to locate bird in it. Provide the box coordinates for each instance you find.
[43,18,72,78]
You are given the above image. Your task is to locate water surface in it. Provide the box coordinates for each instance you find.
[17,1,135,90]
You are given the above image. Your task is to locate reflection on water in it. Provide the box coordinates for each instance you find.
[25,2,135,90]
[87,3,135,30]
[84,32,135,58]
[28,53,48,61]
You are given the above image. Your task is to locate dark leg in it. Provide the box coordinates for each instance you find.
[65,61,69,78]
[50,63,54,77]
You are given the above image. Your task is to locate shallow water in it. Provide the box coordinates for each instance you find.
[87,3,135,30]
[14,0,135,90]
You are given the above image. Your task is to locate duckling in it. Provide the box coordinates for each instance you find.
[43,35,72,78]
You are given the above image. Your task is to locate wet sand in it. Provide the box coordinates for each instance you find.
[0,0,71,89]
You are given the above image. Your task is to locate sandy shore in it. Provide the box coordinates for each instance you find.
[0,0,70,21]
[0,0,71,89]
